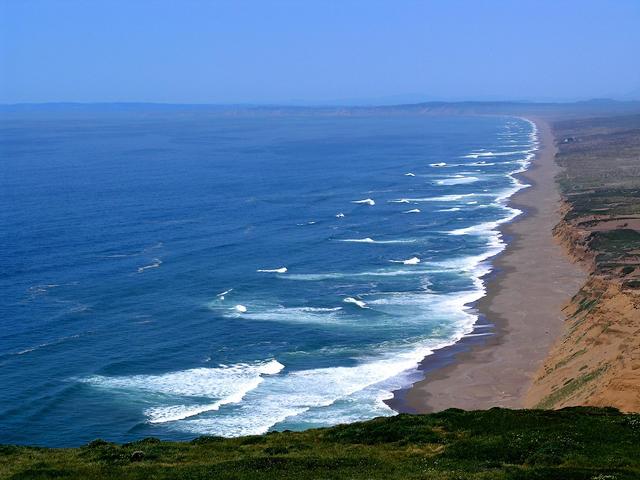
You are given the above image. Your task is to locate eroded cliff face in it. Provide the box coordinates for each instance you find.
[526,210,640,412]
[525,115,640,412]
[551,209,594,265]
[525,275,640,411]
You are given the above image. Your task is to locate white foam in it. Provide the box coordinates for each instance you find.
[336,213,345,218]
[137,258,162,273]
[82,359,284,424]
[402,208,421,214]
[338,238,415,244]
[225,305,345,324]
[343,297,367,308]
[436,176,479,186]
[470,161,496,166]
[430,162,447,167]
[462,149,533,159]
[404,172,415,176]
[180,335,468,437]
[217,289,233,300]
[257,267,287,273]
[299,307,343,312]
[449,203,522,236]
[340,237,375,243]
[234,304,247,313]
[389,199,411,204]
[390,257,420,265]
[284,269,429,281]
[446,119,537,246]
[437,207,461,212]
[400,193,479,202]
[352,198,375,206]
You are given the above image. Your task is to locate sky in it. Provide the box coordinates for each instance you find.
[1,0,639,105]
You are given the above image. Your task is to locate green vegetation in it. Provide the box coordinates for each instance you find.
[550,348,587,373]
[553,115,640,281]
[2,408,639,479]
[535,368,609,410]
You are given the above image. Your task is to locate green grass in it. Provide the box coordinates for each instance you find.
[590,230,640,256]
[552,115,640,281]
[2,408,639,479]
[549,348,587,373]
[536,368,609,410]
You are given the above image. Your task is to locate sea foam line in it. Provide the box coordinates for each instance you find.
[337,238,415,244]
[82,359,285,424]
[171,336,468,437]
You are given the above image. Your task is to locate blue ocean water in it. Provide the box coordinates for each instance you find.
[0,113,536,446]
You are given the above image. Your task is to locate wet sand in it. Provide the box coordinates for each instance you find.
[395,117,586,412]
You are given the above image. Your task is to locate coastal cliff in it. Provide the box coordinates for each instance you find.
[526,257,640,411]
[526,115,640,412]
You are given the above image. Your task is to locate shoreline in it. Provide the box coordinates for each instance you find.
[389,117,587,413]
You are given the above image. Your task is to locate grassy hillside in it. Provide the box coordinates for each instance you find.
[2,408,639,479]
[553,114,640,283]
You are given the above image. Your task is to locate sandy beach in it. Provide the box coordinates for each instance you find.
[399,117,587,412]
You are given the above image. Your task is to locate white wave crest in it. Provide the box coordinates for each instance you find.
[82,359,284,424]
[340,237,374,243]
[137,258,162,273]
[462,149,533,159]
[299,307,343,312]
[436,176,479,186]
[390,257,420,265]
[400,193,478,202]
[470,161,496,166]
[402,208,421,214]
[338,238,415,244]
[343,297,367,308]
[352,198,375,206]
[176,334,467,437]
[257,267,287,273]
[224,305,344,324]
[284,269,429,281]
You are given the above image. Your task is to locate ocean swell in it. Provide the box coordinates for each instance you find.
[76,116,538,439]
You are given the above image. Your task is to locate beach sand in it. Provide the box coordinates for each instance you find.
[398,117,587,412]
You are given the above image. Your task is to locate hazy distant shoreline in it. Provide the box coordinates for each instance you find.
[2,99,640,118]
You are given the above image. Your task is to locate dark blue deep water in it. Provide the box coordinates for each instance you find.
[0,113,536,446]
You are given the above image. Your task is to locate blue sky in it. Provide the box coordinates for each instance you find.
[1,0,639,104]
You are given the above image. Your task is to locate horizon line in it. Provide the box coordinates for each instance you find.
[2,98,639,109]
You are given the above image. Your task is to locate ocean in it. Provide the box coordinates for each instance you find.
[0,113,537,446]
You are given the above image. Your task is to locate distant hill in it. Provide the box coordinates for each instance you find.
[2,100,640,119]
